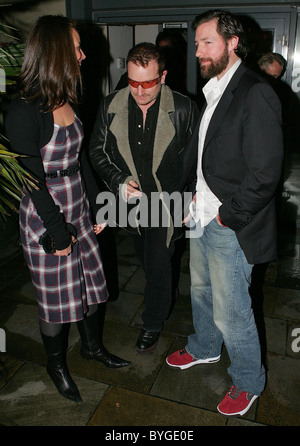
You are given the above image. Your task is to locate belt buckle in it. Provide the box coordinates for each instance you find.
[46,164,79,179]
[47,171,58,179]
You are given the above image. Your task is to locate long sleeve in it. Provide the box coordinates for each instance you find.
[218,81,283,230]
[5,98,71,249]
[89,94,133,195]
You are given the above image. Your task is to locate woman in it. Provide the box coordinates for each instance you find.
[6,15,130,403]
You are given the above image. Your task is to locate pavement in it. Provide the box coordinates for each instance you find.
[0,153,299,429]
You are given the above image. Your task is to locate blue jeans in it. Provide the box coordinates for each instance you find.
[187,218,266,395]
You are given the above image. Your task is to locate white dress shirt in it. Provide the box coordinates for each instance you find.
[190,59,242,227]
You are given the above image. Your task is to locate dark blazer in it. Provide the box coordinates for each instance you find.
[184,63,284,264]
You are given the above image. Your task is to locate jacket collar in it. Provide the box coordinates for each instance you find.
[203,62,246,150]
[108,84,176,185]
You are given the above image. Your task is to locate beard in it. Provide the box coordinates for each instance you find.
[199,45,230,79]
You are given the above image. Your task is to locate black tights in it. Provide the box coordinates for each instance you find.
[39,303,99,337]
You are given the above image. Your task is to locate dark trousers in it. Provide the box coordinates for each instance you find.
[132,227,174,332]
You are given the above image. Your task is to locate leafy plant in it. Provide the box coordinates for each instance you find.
[0,17,36,226]
[0,21,24,85]
[0,136,37,221]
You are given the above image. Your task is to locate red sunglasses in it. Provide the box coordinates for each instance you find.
[128,76,161,89]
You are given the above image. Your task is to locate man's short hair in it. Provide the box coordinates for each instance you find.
[258,52,287,70]
[126,42,166,75]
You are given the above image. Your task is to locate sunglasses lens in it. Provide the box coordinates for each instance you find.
[128,79,138,88]
[128,77,160,89]
[143,79,157,88]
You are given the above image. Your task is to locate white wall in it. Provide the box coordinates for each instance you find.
[135,24,160,44]
[108,25,133,91]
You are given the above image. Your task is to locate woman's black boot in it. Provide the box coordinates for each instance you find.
[76,307,131,368]
[41,332,83,403]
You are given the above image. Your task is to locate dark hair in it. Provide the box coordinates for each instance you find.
[19,15,81,111]
[192,9,248,60]
[126,42,166,76]
[155,30,174,48]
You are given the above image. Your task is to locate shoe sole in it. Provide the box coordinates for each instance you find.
[166,355,221,370]
[217,394,258,416]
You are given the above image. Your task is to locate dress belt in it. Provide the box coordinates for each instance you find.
[45,163,80,179]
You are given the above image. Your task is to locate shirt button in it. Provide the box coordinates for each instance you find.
[138,141,141,145]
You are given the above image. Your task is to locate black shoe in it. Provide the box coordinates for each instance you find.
[77,310,131,368]
[41,332,83,403]
[136,329,160,353]
[46,363,83,403]
[80,345,131,368]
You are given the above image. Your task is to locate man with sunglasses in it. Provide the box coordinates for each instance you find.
[89,42,199,353]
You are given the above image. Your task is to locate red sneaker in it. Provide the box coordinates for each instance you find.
[166,349,220,370]
[217,385,258,416]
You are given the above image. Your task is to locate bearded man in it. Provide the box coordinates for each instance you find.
[166,9,283,417]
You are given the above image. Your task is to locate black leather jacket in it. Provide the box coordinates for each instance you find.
[89,85,199,245]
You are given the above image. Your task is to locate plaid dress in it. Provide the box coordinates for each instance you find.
[19,116,108,323]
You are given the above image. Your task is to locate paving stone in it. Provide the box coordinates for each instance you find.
[264,317,287,355]
[106,290,144,325]
[2,303,80,361]
[68,320,174,393]
[1,186,300,427]
[257,355,300,426]
[150,339,238,415]
[277,258,300,289]
[164,294,193,336]
[88,386,226,426]
[274,288,300,321]
[117,263,139,290]
[0,354,23,390]
[124,266,146,294]
[0,363,108,426]
[261,286,278,317]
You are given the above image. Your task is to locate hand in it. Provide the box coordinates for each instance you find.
[182,212,191,224]
[94,222,107,234]
[125,180,142,199]
[54,235,77,256]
